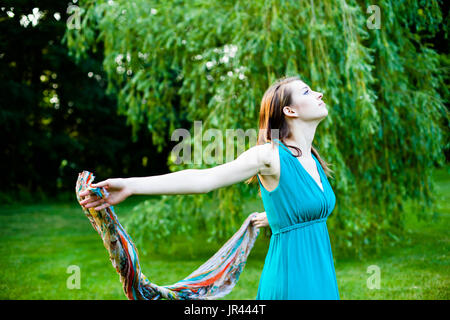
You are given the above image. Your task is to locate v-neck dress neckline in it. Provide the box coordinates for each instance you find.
[276,139,325,194]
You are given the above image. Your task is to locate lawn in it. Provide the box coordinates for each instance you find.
[0,165,448,300]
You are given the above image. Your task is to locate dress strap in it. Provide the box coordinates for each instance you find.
[272,139,293,155]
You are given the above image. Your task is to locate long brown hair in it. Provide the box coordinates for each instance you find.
[246,76,334,186]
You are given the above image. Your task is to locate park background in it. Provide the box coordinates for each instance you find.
[0,0,448,299]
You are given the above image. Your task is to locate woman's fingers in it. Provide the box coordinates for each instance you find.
[79,189,91,197]
[84,198,106,208]
[91,180,109,188]
[251,211,268,228]
[80,194,100,205]
[79,180,109,197]
[251,212,263,227]
[94,202,110,211]
[80,197,91,205]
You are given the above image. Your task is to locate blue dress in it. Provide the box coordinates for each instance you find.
[255,139,340,300]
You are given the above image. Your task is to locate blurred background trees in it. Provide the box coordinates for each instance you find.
[1,0,448,258]
[0,0,174,202]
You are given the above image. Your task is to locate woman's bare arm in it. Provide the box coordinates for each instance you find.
[128,143,275,195]
[80,143,277,210]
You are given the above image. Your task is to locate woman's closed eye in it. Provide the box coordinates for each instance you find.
[303,89,310,95]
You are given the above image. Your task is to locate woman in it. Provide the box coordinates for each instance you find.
[79,76,339,300]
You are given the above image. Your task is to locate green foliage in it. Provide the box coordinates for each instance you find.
[65,0,448,258]
[0,1,171,196]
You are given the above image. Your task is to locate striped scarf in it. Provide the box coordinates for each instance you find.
[75,171,260,300]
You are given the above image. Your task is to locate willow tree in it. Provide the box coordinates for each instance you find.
[64,0,447,258]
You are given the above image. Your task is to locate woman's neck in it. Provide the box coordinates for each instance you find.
[283,121,317,158]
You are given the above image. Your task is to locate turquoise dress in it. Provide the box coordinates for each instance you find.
[256,139,340,300]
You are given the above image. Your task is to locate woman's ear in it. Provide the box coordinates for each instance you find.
[283,105,297,118]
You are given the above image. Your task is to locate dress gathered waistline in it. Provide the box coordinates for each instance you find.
[272,217,328,236]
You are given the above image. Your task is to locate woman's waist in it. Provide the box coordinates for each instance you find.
[271,217,328,236]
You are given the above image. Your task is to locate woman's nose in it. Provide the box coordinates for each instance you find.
[316,92,323,100]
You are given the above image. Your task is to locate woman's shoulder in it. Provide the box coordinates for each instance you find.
[255,141,280,177]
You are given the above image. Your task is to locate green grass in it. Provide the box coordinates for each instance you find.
[0,166,448,300]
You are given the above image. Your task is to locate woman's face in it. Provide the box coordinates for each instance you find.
[283,80,328,121]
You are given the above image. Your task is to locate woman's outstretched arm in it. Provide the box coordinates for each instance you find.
[79,143,277,211]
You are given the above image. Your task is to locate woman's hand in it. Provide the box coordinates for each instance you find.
[79,178,132,211]
[251,211,269,228]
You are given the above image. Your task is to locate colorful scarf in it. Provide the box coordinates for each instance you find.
[75,171,260,300]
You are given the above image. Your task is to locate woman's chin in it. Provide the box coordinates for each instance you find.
[316,110,328,121]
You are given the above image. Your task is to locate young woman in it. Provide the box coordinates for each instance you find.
[79,76,339,300]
